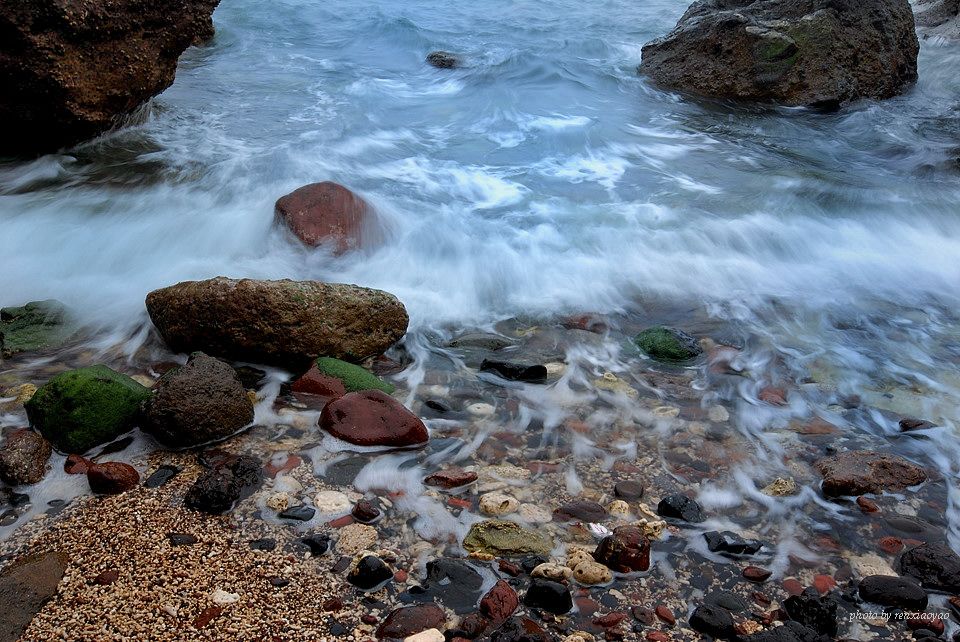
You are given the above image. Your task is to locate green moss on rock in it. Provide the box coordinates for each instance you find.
[24,365,151,453]
[314,357,394,394]
[463,520,552,557]
[633,326,702,362]
[0,300,77,357]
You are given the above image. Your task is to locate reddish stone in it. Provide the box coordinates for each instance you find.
[879,536,903,554]
[64,454,92,475]
[795,418,839,435]
[498,559,521,576]
[319,390,428,448]
[264,455,302,478]
[87,462,139,494]
[423,467,478,489]
[291,364,347,399]
[328,515,354,528]
[759,386,787,406]
[575,597,601,616]
[813,574,836,594]
[527,461,560,474]
[857,496,879,513]
[594,612,627,627]
[553,500,608,522]
[456,613,489,639]
[907,616,944,634]
[94,569,119,585]
[361,614,378,625]
[593,525,650,573]
[394,570,408,583]
[646,633,670,642]
[322,597,343,612]
[193,606,222,629]
[783,578,804,596]
[480,580,519,624]
[816,450,927,497]
[752,592,772,606]
[631,606,656,625]
[447,497,471,509]
[375,604,446,639]
[743,566,772,582]
[562,314,607,334]
[274,182,374,254]
[654,605,675,626]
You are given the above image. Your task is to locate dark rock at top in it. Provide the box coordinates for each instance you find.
[689,604,735,639]
[0,0,221,155]
[480,360,548,384]
[376,604,446,639]
[782,588,839,638]
[657,493,705,523]
[141,352,254,448]
[426,51,462,69]
[523,578,572,614]
[184,453,262,514]
[816,450,927,496]
[858,574,927,610]
[898,542,960,593]
[704,531,764,556]
[348,555,393,591]
[639,0,918,107]
[0,430,51,486]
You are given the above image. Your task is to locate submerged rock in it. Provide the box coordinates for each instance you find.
[319,390,428,448]
[639,0,918,107]
[463,520,552,557]
[311,357,395,394]
[782,588,839,637]
[0,301,77,358]
[898,542,960,593]
[858,574,927,610]
[689,604,735,639]
[0,551,68,641]
[479,360,548,384]
[593,525,651,573]
[704,530,764,557]
[426,51,462,68]
[348,555,393,590]
[25,365,150,453]
[634,326,702,362]
[274,182,375,254]
[0,0,221,155]
[656,493,706,523]
[523,578,572,614]
[145,277,409,368]
[141,353,254,448]
[816,450,927,496]
[0,430,51,486]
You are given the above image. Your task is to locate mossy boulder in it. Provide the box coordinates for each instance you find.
[463,520,552,557]
[25,365,151,453]
[314,357,394,394]
[0,300,77,358]
[633,326,702,362]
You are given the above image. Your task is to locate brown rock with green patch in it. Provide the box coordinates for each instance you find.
[463,520,552,557]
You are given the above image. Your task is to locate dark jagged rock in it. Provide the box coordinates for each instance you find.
[740,621,830,642]
[898,542,960,593]
[0,301,77,357]
[0,0,221,155]
[523,578,573,614]
[0,430,51,486]
[479,360,548,384]
[145,277,409,369]
[782,588,839,637]
[144,465,180,488]
[184,454,262,514]
[301,534,331,555]
[279,505,315,521]
[704,530,764,556]
[657,493,705,523]
[689,604,735,638]
[816,450,927,496]
[348,555,393,591]
[639,0,918,107]
[426,51,462,69]
[142,353,254,448]
[593,525,650,572]
[858,574,927,610]
[319,390,428,448]
[275,182,376,254]
[417,559,484,614]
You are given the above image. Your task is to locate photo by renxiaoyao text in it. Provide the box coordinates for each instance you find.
[2,0,960,640]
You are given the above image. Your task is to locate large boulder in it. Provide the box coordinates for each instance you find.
[24,365,150,453]
[141,353,254,448]
[639,0,919,107]
[274,182,376,254]
[0,0,221,155]
[319,390,428,448]
[0,300,77,358]
[145,278,409,369]
[0,430,52,486]
[815,450,927,496]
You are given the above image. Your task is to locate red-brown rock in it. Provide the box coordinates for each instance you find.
[655,605,676,626]
[759,386,788,406]
[93,569,119,585]
[593,525,650,573]
[813,574,836,594]
[594,612,627,627]
[856,496,880,513]
[743,566,772,582]
[480,580,518,624]
[291,364,347,399]
[64,454,92,475]
[816,450,927,496]
[319,390,428,448]
[375,604,446,639]
[87,462,139,494]
[424,467,478,489]
[275,182,375,254]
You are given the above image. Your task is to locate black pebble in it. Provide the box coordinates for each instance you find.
[657,494,705,523]
[249,538,276,551]
[301,534,331,555]
[347,555,393,590]
[167,532,198,546]
[703,530,764,556]
[523,578,572,614]
[689,604,735,638]
[279,505,316,521]
[144,465,181,489]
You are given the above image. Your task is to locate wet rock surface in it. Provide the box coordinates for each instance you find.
[0,430,51,486]
[184,453,262,514]
[0,301,76,358]
[274,182,375,254]
[0,551,68,641]
[898,542,960,592]
[319,390,428,448]
[87,461,140,494]
[816,450,927,496]
[858,574,927,610]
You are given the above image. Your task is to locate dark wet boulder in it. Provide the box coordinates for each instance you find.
[704,530,764,556]
[426,51,462,68]
[348,555,393,591]
[593,525,651,572]
[87,461,139,494]
[782,588,839,637]
[480,360,548,384]
[633,326,702,362]
[0,0,221,155]
[145,277,409,369]
[319,390,428,448]
[657,493,705,523]
[689,604,735,639]
[639,0,918,107]
[0,551,68,641]
[274,182,376,254]
[898,542,960,593]
[858,574,927,610]
[816,450,927,496]
[0,430,51,485]
[739,621,828,642]
[311,357,394,394]
[184,453,262,514]
[523,578,572,614]
[0,301,77,358]
[376,604,446,639]
[141,353,254,448]
[25,365,150,453]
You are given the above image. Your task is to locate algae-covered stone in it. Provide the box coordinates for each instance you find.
[314,357,394,394]
[25,365,151,453]
[463,520,552,557]
[0,300,77,357]
[633,326,702,362]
